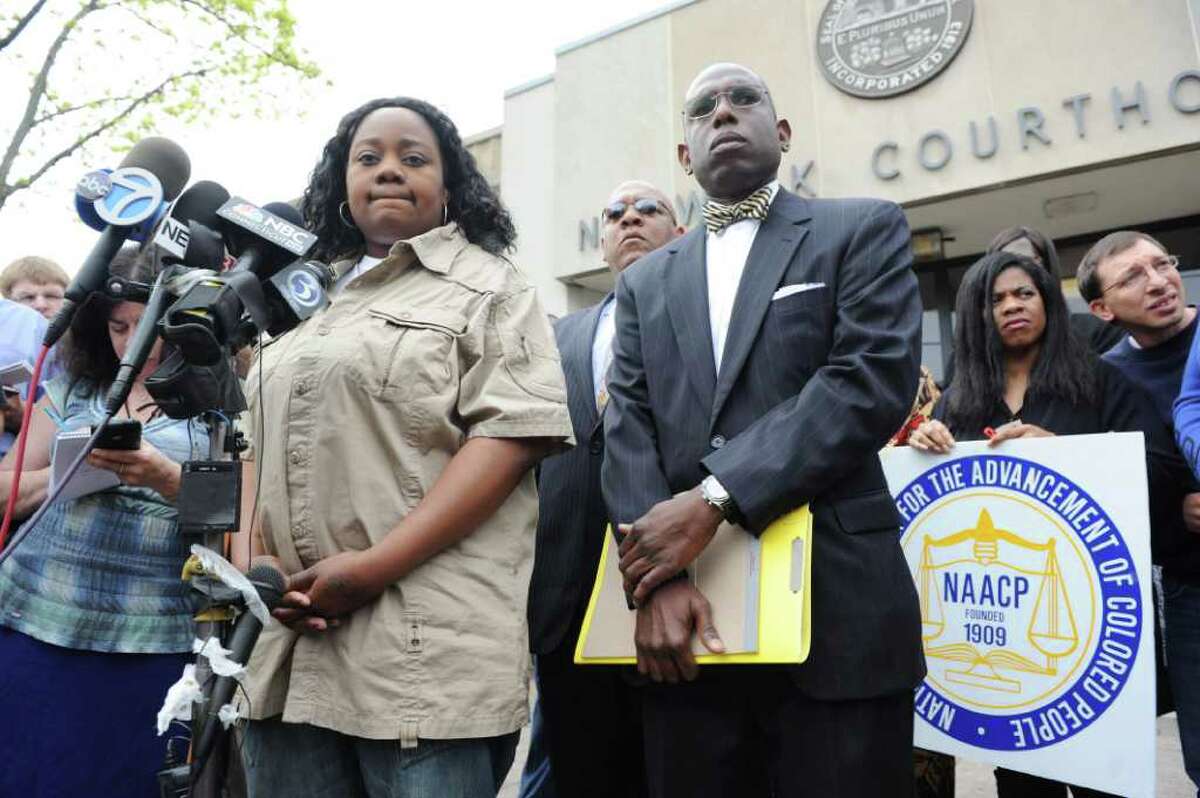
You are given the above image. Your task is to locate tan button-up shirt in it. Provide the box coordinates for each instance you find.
[242,224,572,744]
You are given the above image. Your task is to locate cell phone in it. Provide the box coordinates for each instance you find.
[92,418,143,450]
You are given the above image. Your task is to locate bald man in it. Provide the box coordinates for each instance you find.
[522,181,684,798]
[602,63,923,797]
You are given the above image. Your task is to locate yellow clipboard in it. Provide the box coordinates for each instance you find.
[574,506,812,665]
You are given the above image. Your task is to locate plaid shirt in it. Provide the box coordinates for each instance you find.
[0,377,207,653]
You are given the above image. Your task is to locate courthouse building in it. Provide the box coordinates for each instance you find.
[465,0,1200,379]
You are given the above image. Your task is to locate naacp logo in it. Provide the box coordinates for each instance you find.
[894,455,1141,751]
[817,0,974,99]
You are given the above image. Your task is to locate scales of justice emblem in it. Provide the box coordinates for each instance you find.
[915,504,1084,699]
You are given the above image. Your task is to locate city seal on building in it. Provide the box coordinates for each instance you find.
[817,0,974,99]
[893,454,1142,751]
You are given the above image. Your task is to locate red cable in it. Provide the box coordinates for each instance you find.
[0,344,51,548]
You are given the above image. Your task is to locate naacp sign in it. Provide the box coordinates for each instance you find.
[882,434,1154,796]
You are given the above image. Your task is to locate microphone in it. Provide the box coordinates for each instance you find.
[216,198,317,279]
[159,199,320,364]
[262,259,333,337]
[190,563,286,774]
[102,264,225,415]
[46,138,191,347]
[151,180,231,263]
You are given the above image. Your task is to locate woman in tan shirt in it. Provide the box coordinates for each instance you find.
[240,97,573,798]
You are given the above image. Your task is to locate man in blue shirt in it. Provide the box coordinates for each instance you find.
[1078,230,1200,795]
[0,297,48,459]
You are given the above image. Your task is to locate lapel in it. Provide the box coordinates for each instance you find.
[562,299,609,432]
[710,189,812,428]
[664,227,718,411]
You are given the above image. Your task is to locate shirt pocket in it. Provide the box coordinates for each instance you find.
[360,306,467,401]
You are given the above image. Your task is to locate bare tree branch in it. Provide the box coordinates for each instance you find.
[33,93,141,125]
[115,3,178,42]
[0,66,210,211]
[0,0,103,190]
[0,0,49,52]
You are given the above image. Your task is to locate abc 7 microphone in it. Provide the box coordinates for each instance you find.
[47,138,191,347]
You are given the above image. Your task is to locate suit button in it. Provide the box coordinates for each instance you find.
[589,439,603,455]
[710,434,726,449]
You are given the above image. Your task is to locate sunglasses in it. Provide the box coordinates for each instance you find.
[602,198,671,222]
[683,86,769,120]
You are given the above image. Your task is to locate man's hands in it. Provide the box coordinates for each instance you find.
[635,579,725,683]
[618,487,723,606]
[269,550,387,633]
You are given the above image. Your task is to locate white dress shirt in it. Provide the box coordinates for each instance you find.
[592,295,617,406]
[706,180,780,373]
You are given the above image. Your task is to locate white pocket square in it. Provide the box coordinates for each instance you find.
[772,282,826,301]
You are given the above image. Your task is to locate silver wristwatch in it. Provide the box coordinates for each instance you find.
[699,475,736,520]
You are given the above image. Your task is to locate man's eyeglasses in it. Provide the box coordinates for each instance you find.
[602,198,672,222]
[1100,254,1181,294]
[683,87,769,120]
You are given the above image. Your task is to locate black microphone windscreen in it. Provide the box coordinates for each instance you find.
[171,180,230,229]
[118,137,190,200]
[262,201,303,226]
[246,563,287,609]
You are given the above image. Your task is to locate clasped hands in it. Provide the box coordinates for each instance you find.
[257,550,387,634]
[619,488,727,683]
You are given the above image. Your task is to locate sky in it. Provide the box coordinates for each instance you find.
[0,0,669,275]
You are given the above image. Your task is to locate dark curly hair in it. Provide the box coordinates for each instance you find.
[944,251,1096,433]
[301,97,516,263]
[58,246,154,387]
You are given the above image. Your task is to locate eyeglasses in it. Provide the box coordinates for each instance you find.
[602,198,672,222]
[683,87,769,120]
[1099,254,1180,294]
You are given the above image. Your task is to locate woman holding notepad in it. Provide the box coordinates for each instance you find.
[0,246,207,797]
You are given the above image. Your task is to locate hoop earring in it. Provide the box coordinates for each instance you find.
[338,201,356,229]
[442,203,449,227]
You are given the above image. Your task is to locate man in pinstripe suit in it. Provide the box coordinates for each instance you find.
[522,180,684,798]
[601,63,926,797]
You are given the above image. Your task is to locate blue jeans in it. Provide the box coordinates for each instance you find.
[518,693,558,798]
[243,717,519,798]
[1165,573,1200,796]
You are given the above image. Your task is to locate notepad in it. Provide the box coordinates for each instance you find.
[49,428,119,503]
[575,506,812,665]
[0,360,34,388]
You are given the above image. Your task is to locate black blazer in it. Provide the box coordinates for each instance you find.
[601,189,926,699]
[528,301,612,655]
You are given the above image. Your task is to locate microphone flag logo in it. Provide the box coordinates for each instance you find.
[93,166,165,227]
[75,170,112,202]
[286,269,322,309]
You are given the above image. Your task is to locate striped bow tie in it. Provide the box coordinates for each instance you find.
[701,185,773,234]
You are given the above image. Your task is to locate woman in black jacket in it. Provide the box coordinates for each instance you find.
[910,251,1188,798]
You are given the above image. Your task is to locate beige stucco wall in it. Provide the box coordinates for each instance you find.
[498,0,1200,314]
[499,80,570,315]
